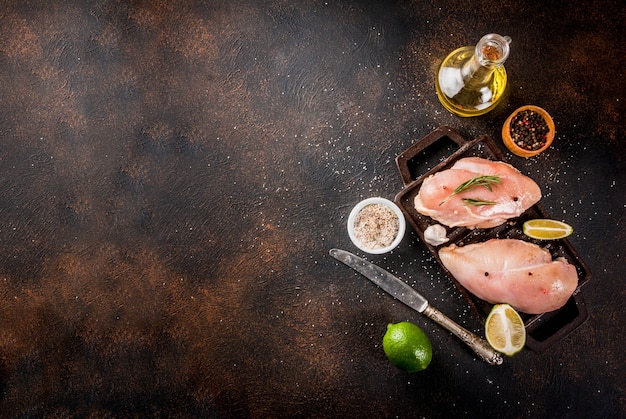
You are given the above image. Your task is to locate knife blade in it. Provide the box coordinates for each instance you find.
[330,248,503,365]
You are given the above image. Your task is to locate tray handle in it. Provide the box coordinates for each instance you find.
[395,126,473,186]
[524,292,589,353]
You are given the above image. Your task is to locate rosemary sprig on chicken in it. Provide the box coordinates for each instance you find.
[439,175,501,206]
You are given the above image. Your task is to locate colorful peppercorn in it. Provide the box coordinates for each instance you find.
[509,109,550,151]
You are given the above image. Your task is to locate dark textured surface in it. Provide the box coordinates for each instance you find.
[0,0,624,417]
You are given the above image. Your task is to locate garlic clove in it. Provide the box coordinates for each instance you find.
[424,224,450,246]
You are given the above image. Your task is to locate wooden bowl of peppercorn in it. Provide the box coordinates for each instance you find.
[502,105,555,157]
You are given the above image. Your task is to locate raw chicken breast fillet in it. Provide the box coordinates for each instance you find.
[414,157,541,228]
[439,239,578,314]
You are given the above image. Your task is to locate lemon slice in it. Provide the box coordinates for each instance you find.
[523,219,573,240]
[485,304,526,356]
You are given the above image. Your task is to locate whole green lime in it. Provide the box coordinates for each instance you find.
[382,322,432,372]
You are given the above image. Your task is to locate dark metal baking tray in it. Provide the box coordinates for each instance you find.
[394,126,591,353]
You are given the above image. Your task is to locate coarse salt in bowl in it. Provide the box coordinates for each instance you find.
[347,197,406,254]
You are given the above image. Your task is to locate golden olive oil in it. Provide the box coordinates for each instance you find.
[436,35,510,117]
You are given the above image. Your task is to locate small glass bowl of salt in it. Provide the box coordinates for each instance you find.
[347,197,406,254]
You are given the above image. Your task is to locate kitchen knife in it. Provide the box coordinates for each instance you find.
[329,248,503,365]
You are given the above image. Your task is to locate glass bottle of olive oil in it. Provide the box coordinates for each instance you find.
[436,34,511,117]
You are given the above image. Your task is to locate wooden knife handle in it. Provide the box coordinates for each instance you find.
[423,305,503,365]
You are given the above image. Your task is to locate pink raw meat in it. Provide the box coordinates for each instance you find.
[414,157,541,228]
[438,239,578,314]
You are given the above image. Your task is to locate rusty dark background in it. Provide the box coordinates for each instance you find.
[0,0,624,417]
